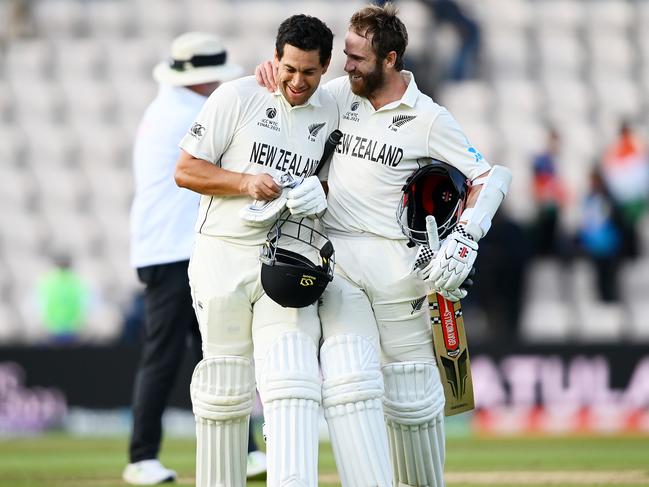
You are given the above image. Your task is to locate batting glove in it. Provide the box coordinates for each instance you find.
[286,176,327,218]
[420,225,478,292]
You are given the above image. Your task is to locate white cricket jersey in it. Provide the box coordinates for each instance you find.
[130,85,205,268]
[179,76,339,245]
[322,72,491,240]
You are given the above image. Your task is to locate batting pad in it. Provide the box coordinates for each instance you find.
[190,356,254,487]
[321,334,392,487]
[383,362,446,487]
[258,331,321,487]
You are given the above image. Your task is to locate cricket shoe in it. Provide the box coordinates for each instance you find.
[246,450,267,480]
[122,459,177,485]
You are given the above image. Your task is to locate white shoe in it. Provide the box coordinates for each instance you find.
[246,450,267,479]
[123,459,177,485]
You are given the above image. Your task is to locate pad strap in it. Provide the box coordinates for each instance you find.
[191,356,254,421]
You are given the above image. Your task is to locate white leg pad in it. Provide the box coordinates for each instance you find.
[383,362,446,487]
[257,331,321,487]
[321,334,392,487]
[191,356,254,487]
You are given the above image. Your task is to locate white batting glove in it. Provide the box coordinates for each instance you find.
[239,172,302,226]
[286,176,327,218]
[420,225,478,292]
[437,287,467,302]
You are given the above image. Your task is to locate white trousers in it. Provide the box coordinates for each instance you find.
[319,234,435,364]
[188,233,321,370]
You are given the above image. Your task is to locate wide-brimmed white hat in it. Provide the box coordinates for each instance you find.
[153,32,243,86]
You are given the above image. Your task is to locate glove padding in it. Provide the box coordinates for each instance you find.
[433,267,475,302]
[415,264,475,302]
[286,176,327,218]
[420,226,478,292]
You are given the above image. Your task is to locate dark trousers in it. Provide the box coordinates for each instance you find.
[129,260,258,462]
[129,260,202,462]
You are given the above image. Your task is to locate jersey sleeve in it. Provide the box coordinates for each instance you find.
[179,83,241,165]
[427,109,491,180]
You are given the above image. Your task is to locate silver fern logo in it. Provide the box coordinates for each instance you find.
[410,296,426,314]
[308,122,326,141]
[389,115,417,131]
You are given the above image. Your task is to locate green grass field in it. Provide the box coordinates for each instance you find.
[1,434,648,487]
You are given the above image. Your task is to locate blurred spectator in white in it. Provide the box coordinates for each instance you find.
[531,127,568,258]
[36,252,90,344]
[578,168,625,302]
[601,120,649,260]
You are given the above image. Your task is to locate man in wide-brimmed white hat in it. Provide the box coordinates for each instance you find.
[124,32,266,485]
[152,32,243,91]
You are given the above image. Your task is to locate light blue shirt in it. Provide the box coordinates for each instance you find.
[129,85,206,268]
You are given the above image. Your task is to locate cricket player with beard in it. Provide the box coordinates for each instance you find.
[256,3,511,486]
[174,15,338,487]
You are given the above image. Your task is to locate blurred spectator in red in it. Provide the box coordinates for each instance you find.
[531,127,568,258]
[578,168,625,302]
[601,120,649,259]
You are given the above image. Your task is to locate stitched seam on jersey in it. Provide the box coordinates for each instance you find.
[198,155,222,235]
[198,196,213,235]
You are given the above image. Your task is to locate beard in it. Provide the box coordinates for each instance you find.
[349,60,385,98]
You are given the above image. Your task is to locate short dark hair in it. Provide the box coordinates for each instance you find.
[350,3,408,71]
[275,14,334,67]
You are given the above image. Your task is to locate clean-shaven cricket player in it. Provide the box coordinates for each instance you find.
[256,3,511,486]
[174,15,338,487]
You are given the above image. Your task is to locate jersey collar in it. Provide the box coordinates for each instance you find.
[273,86,323,108]
[375,70,420,111]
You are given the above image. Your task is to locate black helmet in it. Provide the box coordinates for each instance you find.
[397,159,469,245]
[260,214,335,308]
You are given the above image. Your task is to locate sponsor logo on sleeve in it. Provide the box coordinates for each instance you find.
[468,147,483,162]
[189,122,205,139]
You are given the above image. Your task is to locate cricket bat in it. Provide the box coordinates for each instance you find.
[424,216,475,416]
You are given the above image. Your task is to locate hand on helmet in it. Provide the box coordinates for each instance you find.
[420,225,478,292]
[286,176,327,218]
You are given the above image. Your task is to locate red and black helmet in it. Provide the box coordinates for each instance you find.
[397,159,470,245]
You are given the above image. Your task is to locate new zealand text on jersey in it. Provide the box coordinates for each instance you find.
[336,133,404,167]
[249,141,319,177]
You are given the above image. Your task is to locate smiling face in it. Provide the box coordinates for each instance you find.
[343,29,385,98]
[274,44,329,106]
